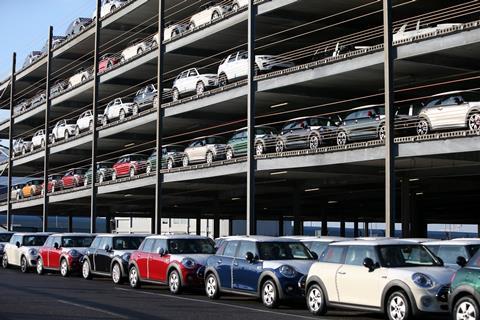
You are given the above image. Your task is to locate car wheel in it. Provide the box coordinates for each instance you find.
[454,296,479,320]
[119,109,125,121]
[129,167,135,177]
[275,139,285,153]
[254,63,260,76]
[112,171,117,181]
[232,3,240,11]
[129,266,141,288]
[99,173,104,184]
[75,126,80,136]
[226,148,233,160]
[378,125,386,142]
[309,134,320,150]
[81,75,86,82]
[205,273,220,299]
[146,163,152,174]
[2,254,8,269]
[151,40,158,48]
[172,88,180,101]
[337,130,347,146]
[206,151,214,165]
[41,139,45,148]
[188,22,195,30]
[386,291,411,320]
[64,130,69,140]
[20,256,29,273]
[218,73,228,87]
[22,147,26,155]
[30,144,34,153]
[182,156,189,168]
[262,279,279,308]
[307,283,327,316]
[36,257,44,275]
[133,104,139,115]
[167,158,174,170]
[196,81,205,95]
[82,259,92,280]
[60,259,69,277]
[89,121,93,131]
[468,113,480,132]
[169,270,182,294]
[51,135,56,144]
[79,25,85,32]
[137,47,144,55]
[416,118,429,136]
[84,177,89,187]
[211,10,220,20]
[255,142,264,155]
[112,262,123,284]
[16,193,20,200]
[102,116,108,126]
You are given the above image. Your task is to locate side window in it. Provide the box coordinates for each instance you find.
[10,235,19,244]
[223,241,239,257]
[442,96,462,106]
[309,242,329,257]
[44,237,54,248]
[90,236,102,249]
[97,237,108,250]
[320,246,346,264]
[142,239,155,253]
[425,98,441,108]
[152,239,167,253]
[228,54,237,63]
[238,51,248,60]
[236,241,257,259]
[344,246,376,266]
[188,69,198,77]
[345,111,359,121]
[52,236,62,247]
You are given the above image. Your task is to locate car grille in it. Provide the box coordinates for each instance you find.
[436,285,449,302]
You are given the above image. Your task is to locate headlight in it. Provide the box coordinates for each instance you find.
[181,258,196,269]
[68,249,80,258]
[412,273,434,288]
[279,265,297,278]
[121,253,131,261]
[28,248,38,256]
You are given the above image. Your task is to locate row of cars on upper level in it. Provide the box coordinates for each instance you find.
[3,231,480,320]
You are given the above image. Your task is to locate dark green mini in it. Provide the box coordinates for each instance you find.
[449,252,480,320]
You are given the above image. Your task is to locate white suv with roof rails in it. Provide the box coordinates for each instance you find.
[424,239,480,270]
[171,68,218,101]
[2,233,51,273]
[305,239,454,320]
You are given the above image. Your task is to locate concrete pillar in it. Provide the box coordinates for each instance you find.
[353,220,359,238]
[196,218,201,236]
[321,220,328,236]
[364,222,369,237]
[293,186,302,235]
[401,178,411,238]
[340,221,346,237]
[213,216,220,239]
[67,215,73,233]
[278,216,284,237]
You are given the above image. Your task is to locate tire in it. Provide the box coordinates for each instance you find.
[84,177,89,187]
[82,259,92,280]
[20,256,29,273]
[129,167,136,177]
[255,142,265,156]
[2,254,8,269]
[41,139,45,148]
[309,134,320,150]
[378,125,386,142]
[167,158,174,170]
[81,76,86,82]
[386,291,411,320]
[307,283,327,316]
[226,148,234,160]
[169,270,182,294]
[111,262,123,285]
[102,116,108,126]
[417,118,429,136]
[337,130,347,146]
[75,126,80,137]
[275,139,285,153]
[16,193,20,200]
[232,3,240,11]
[79,25,85,32]
[454,296,480,320]
[151,40,158,48]
[119,109,125,121]
[182,156,189,168]
[196,81,205,96]
[137,47,144,55]
[89,121,93,131]
[129,266,141,288]
[261,279,279,308]
[172,88,180,101]
[64,130,69,140]
[205,273,220,299]
[112,171,117,181]
[22,147,26,156]
[36,257,44,275]
[30,144,34,153]
[146,163,152,174]
[468,112,480,132]
[51,135,56,144]
[218,73,228,87]
[211,10,220,20]
[133,104,139,115]
[206,151,214,165]
[60,258,69,277]
[188,22,195,30]
[98,173,104,184]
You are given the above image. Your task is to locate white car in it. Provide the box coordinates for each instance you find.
[172,68,218,101]
[231,0,249,11]
[51,119,77,143]
[393,21,463,43]
[94,0,128,19]
[2,233,51,273]
[217,51,294,86]
[67,68,92,89]
[12,138,33,156]
[13,100,29,115]
[162,22,188,42]
[31,129,48,151]
[283,236,346,257]
[102,98,134,125]
[76,110,102,135]
[305,239,453,319]
[424,239,480,269]
[120,39,150,62]
[188,1,231,30]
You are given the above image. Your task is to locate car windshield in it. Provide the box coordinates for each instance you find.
[378,245,441,267]
[0,234,12,242]
[309,118,330,127]
[166,146,184,153]
[206,137,225,144]
[167,239,215,254]
[23,236,48,246]
[257,242,314,260]
[428,245,480,264]
[113,237,145,250]
[61,236,94,247]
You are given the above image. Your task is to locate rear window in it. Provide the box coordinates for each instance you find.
[61,236,94,248]
[320,246,346,264]
[0,234,12,242]
[113,237,145,250]
[206,137,225,144]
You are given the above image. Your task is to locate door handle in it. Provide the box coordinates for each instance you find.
[337,271,346,275]
[437,107,443,110]
[217,260,222,264]
[233,262,238,267]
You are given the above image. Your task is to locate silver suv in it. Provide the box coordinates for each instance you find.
[182,136,227,167]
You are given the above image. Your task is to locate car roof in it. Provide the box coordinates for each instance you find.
[330,239,420,246]
[48,233,93,237]
[401,238,436,243]
[282,236,346,242]
[94,233,149,238]
[12,232,53,236]
[145,234,210,240]
[223,235,301,242]
[347,104,384,112]
[288,116,330,121]
[425,239,480,246]
[431,90,475,97]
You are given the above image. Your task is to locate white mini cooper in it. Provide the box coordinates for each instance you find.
[2,233,51,273]
[304,239,454,320]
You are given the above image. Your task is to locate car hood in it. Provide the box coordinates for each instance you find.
[201,73,218,78]
[170,253,213,266]
[61,247,89,255]
[113,249,135,256]
[389,266,455,285]
[263,260,315,275]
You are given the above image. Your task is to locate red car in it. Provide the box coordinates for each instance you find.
[61,168,87,189]
[41,174,64,194]
[112,153,148,180]
[128,235,216,294]
[98,53,119,73]
[37,233,95,277]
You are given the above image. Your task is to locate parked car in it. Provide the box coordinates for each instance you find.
[84,161,115,186]
[30,90,46,108]
[12,138,33,156]
[65,17,92,38]
[0,232,14,259]
[171,68,218,101]
[417,91,480,135]
[112,153,149,180]
[275,117,338,152]
[305,239,452,319]
[37,233,95,277]
[67,68,92,89]
[2,233,51,273]
[23,51,43,68]
[120,39,150,62]
[76,110,102,135]
[82,234,146,284]
[283,236,346,257]
[146,145,185,172]
[96,0,128,19]
[60,168,87,189]
[13,100,29,115]
[10,184,25,201]
[336,105,386,145]
[102,97,134,125]
[128,235,216,293]
[31,129,48,151]
[98,53,120,73]
[161,22,188,42]
[50,79,68,96]
[42,174,64,194]
[217,51,294,86]
[182,136,227,167]
[188,1,230,30]
[21,179,43,198]
[225,126,277,159]
[204,236,317,307]
[133,84,157,113]
[393,21,463,42]
[51,119,76,143]
[231,0,248,11]
[449,249,480,320]
[41,36,67,52]
[424,239,480,269]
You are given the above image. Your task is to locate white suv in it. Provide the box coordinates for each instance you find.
[51,119,77,143]
[67,68,92,89]
[31,129,48,150]
[2,233,51,273]
[188,1,230,30]
[305,239,453,320]
[171,68,218,101]
[76,110,102,135]
[102,97,134,125]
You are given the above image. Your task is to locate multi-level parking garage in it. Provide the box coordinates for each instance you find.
[1,0,480,237]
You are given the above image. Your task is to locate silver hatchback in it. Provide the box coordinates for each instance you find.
[182,136,227,167]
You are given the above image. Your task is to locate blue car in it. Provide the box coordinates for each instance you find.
[204,236,317,308]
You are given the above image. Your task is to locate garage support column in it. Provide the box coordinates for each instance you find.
[383,0,397,238]
[278,216,284,237]
[154,0,165,235]
[68,215,73,233]
[90,0,101,233]
[364,221,370,237]
[6,52,16,231]
[293,187,302,235]
[43,26,53,232]
[196,218,201,236]
[340,221,346,237]
[246,0,257,236]
[401,178,411,238]
[353,220,359,237]
[321,219,328,236]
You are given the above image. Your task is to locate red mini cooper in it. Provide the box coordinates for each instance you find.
[37,233,95,277]
[128,235,216,294]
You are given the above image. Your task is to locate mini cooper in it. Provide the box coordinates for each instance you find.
[112,153,149,180]
[128,235,216,293]
[182,136,227,167]
[42,174,64,194]
[31,129,48,150]
[51,119,77,143]
[305,239,453,320]
[146,145,185,172]
[283,236,346,258]
[102,97,135,125]
[84,161,115,186]
[158,22,188,43]
[98,53,120,73]
[60,168,87,189]
[204,236,317,308]
[425,239,480,269]
[23,51,43,68]
[12,138,33,156]
[21,179,44,198]
[120,38,150,62]
[2,233,51,273]
[171,68,218,101]
[82,234,146,284]
[133,84,157,113]
[65,17,92,38]
[37,233,95,277]
[67,68,92,89]
[225,126,277,159]
[76,110,102,135]
[0,232,14,259]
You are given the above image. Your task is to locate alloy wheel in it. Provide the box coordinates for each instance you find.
[169,270,181,294]
[65,130,69,140]
[75,126,80,136]
[137,48,143,55]
[206,152,213,165]
[456,299,478,320]
[255,143,264,155]
[226,148,233,160]
[172,89,179,101]
[129,267,140,288]
[219,74,228,87]
[262,280,278,308]
[99,174,104,184]
[146,164,152,174]
[20,256,28,273]
[119,110,125,121]
[232,3,239,11]
[378,125,386,141]
[307,286,324,314]
[275,140,284,153]
[89,121,93,131]
[36,257,44,275]
[41,139,45,148]
[212,11,220,20]
[388,294,407,320]
[112,263,122,284]
[112,171,117,181]
[182,156,189,167]
[129,167,135,177]
[167,159,174,170]
[189,22,195,30]
[309,135,319,149]
[417,119,429,136]
[205,274,219,299]
[468,113,480,132]
[82,260,92,279]
[84,177,89,187]
[133,105,139,115]
[60,259,69,277]
[196,82,205,95]
[2,255,8,269]
[337,131,347,146]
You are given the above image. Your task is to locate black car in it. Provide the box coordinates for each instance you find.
[81,234,146,284]
[133,84,157,114]
[65,17,93,38]
[336,105,386,145]
[0,232,14,258]
[84,161,115,185]
[275,117,338,152]
[23,51,43,68]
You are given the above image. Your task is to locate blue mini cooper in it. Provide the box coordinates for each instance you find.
[204,236,317,308]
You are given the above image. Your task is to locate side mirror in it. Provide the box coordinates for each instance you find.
[54,242,59,249]
[457,256,467,268]
[103,244,111,252]
[158,248,167,257]
[363,257,376,272]
[15,241,21,248]
[245,251,255,262]
[311,252,319,260]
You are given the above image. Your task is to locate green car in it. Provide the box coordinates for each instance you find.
[84,161,114,186]
[449,252,480,320]
[225,126,277,160]
[146,145,184,172]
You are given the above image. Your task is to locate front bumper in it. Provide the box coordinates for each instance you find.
[413,285,450,313]
[277,273,306,300]
[180,266,205,288]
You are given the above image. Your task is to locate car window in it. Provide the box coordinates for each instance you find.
[467,250,480,268]
[441,96,462,106]
[44,236,54,248]
[152,239,164,253]
[425,98,442,108]
[61,236,94,248]
[467,245,480,258]
[309,242,329,257]
[257,242,313,260]
[0,234,12,242]
[461,92,480,102]
[378,245,441,267]
[344,111,359,121]
[142,239,155,253]
[206,137,225,144]
[23,236,48,246]
[320,246,346,264]
[188,69,198,77]
[90,236,102,249]
[10,235,20,244]
[227,54,237,63]
[238,51,248,60]
[236,241,258,259]
[97,237,109,250]
[223,241,239,257]
[168,238,215,254]
[51,236,61,247]
[344,245,377,266]
[430,245,469,264]
[309,118,330,127]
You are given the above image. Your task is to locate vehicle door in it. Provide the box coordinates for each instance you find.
[422,98,443,129]
[62,170,74,188]
[236,51,248,79]
[86,236,101,272]
[229,131,244,155]
[49,236,63,269]
[232,240,261,292]
[113,157,124,177]
[224,53,237,79]
[188,140,203,161]
[176,71,188,93]
[336,245,384,307]
[148,239,169,282]
[317,245,347,302]
[437,95,467,128]
[112,99,122,118]
[187,69,199,93]
[137,239,154,279]
[7,235,22,265]
[235,130,248,154]
[120,155,131,176]
[145,85,156,104]
[215,240,239,289]
[41,236,54,267]
[286,120,307,147]
[95,237,113,273]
